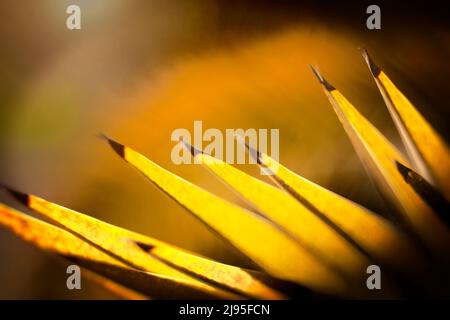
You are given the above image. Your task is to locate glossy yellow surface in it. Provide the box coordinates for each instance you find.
[122,145,351,296]
[0,204,234,299]
[197,153,370,282]
[0,203,123,266]
[376,71,450,199]
[147,245,285,299]
[320,84,450,260]
[237,143,433,282]
[22,194,280,299]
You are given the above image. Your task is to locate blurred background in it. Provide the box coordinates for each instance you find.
[0,0,449,298]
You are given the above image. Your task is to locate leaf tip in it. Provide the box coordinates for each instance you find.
[309,65,335,91]
[359,47,381,77]
[100,134,126,158]
[2,185,30,207]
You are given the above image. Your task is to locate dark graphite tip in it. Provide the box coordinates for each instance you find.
[359,47,381,77]
[2,185,30,206]
[309,65,335,91]
[99,133,126,158]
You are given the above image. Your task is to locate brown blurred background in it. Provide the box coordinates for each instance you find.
[0,0,449,298]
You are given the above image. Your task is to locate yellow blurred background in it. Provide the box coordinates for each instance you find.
[0,0,449,298]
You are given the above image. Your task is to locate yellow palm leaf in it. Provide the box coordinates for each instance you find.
[233,139,440,291]
[195,152,372,284]
[102,136,351,296]
[0,204,235,299]
[310,66,450,261]
[361,49,450,198]
[2,190,275,299]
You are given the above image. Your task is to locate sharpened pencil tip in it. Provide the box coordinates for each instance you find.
[309,65,335,91]
[2,185,30,206]
[100,134,125,158]
[359,47,381,77]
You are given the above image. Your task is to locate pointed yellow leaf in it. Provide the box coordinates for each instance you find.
[103,137,351,297]
[362,49,450,198]
[2,193,248,299]
[311,67,450,261]
[196,152,371,284]
[0,203,122,266]
[137,242,286,299]
[71,258,238,300]
[396,161,450,226]
[0,204,234,299]
[235,140,436,286]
